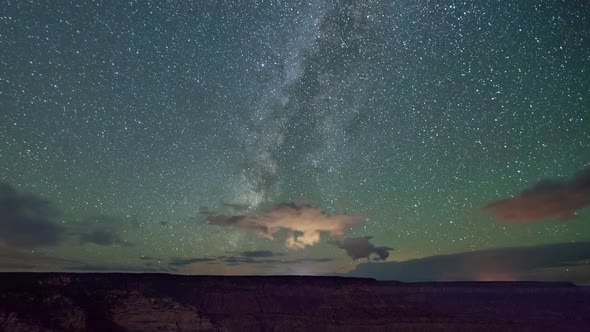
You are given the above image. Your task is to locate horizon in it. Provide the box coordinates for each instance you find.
[0,271,585,287]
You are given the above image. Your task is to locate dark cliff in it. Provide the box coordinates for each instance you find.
[0,273,588,331]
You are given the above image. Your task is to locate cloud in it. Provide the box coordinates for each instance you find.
[128,215,141,228]
[208,203,365,249]
[345,241,590,283]
[291,258,333,264]
[198,206,214,215]
[208,214,249,226]
[222,202,251,212]
[167,254,333,268]
[0,182,64,248]
[0,246,79,270]
[240,250,284,258]
[185,207,216,224]
[79,229,133,247]
[75,214,134,247]
[65,264,177,273]
[485,167,590,222]
[0,263,36,269]
[169,257,217,266]
[333,236,394,261]
[79,214,119,225]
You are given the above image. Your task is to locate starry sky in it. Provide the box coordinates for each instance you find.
[1,0,590,282]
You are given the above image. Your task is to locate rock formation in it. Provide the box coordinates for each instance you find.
[0,273,588,331]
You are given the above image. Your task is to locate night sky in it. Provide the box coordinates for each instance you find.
[1,0,589,282]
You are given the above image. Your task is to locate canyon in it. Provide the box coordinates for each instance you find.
[0,273,589,331]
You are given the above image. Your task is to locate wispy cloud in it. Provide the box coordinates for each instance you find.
[485,167,590,222]
[222,202,251,212]
[0,182,64,248]
[65,264,177,273]
[79,229,134,247]
[0,246,81,271]
[169,257,217,266]
[74,214,134,247]
[167,254,333,267]
[240,250,284,258]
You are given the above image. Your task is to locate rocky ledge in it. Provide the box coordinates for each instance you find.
[0,273,588,331]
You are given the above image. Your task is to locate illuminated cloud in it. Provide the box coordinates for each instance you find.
[485,167,590,222]
[333,236,394,261]
[208,203,365,249]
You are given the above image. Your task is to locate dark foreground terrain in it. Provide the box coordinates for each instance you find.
[0,273,588,331]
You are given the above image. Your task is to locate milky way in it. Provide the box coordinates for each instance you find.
[1,0,589,281]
